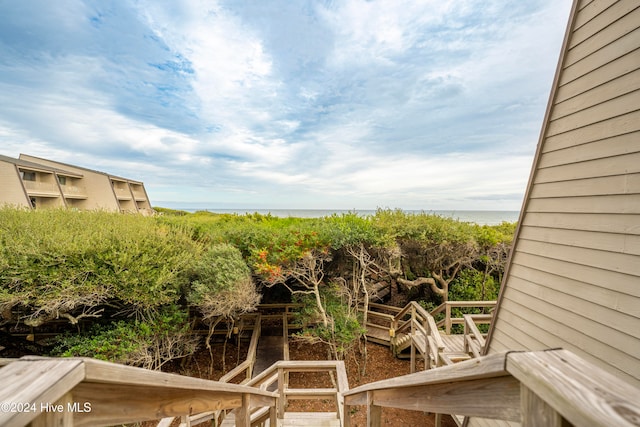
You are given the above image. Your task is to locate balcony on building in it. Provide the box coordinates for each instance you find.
[57,174,88,200]
[20,169,60,198]
[111,179,133,201]
[129,183,147,201]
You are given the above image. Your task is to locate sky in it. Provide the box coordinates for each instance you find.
[0,0,573,211]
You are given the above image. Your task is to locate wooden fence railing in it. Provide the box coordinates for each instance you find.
[392,301,443,371]
[429,300,496,334]
[365,301,496,371]
[343,349,640,427]
[0,356,277,427]
[158,313,263,427]
[241,360,349,425]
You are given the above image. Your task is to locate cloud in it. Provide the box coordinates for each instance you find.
[0,0,572,211]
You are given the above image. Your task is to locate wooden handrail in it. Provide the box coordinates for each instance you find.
[430,301,496,334]
[0,356,277,427]
[463,314,491,358]
[242,360,349,425]
[343,349,640,427]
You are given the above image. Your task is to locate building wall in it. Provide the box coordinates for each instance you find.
[467,1,640,425]
[486,0,640,386]
[0,161,29,207]
[20,154,121,211]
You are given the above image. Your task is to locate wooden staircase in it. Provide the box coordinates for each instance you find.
[364,301,496,373]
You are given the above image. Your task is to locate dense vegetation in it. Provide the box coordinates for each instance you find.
[0,207,515,368]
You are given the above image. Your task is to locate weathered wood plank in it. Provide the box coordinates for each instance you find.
[520,385,566,427]
[507,350,640,427]
[370,377,520,421]
[284,388,337,399]
[0,358,17,367]
[235,394,251,427]
[33,356,274,397]
[0,359,84,427]
[367,392,382,427]
[344,352,508,400]
[71,382,256,427]
[28,393,74,427]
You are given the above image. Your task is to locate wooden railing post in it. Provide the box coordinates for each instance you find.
[520,384,565,427]
[29,392,74,427]
[235,393,251,427]
[422,316,429,371]
[367,391,382,427]
[445,303,452,335]
[277,366,286,419]
[410,305,416,373]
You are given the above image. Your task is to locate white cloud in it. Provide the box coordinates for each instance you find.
[0,0,572,211]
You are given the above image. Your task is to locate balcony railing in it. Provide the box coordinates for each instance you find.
[61,185,87,198]
[113,186,132,200]
[22,180,59,195]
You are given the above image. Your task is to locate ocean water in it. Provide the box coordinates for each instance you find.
[180,208,519,225]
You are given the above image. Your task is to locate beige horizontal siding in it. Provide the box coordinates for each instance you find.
[535,151,640,182]
[510,261,640,317]
[527,194,640,214]
[518,225,640,256]
[477,2,640,425]
[530,173,640,198]
[516,238,640,276]
[565,4,640,66]
[561,26,640,83]
[543,108,640,152]
[556,48,640,103]
[553,68,640,119]
[546,89,639,136]
[511,251,640,297]
[571,2,639,47]
[521,212,640,235]
[508,274,639,343]
[574,0,613,27]
[492,296,640,386]
[540,131,638,166]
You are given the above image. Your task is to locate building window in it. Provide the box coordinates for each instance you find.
[30,197,36,208]
[58,176,67,185]
[21,171,36,181]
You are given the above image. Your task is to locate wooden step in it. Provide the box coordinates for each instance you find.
[221,410,341,427]
[282,412,341,426]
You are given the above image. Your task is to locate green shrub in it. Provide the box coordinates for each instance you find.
[53,305,197,370]
[188,243,261,320]
[0,208,201,325]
